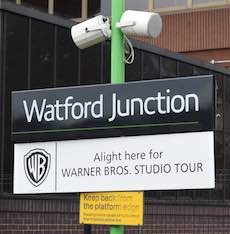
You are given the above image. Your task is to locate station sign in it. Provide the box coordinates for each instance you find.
[13,131,215,194]
[12,75,215,142]
[79,192,143,225]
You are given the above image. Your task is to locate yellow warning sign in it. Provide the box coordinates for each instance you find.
[79,192,143,226]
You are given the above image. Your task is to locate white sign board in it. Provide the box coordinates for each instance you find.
[14,132,215,194]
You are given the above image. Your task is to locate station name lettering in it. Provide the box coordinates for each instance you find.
[22,90,199,123]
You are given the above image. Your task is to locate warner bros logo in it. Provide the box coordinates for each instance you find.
[24,149,51,187]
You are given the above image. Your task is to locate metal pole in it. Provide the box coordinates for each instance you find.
[82,0,88,20]
[110,225,125,234]
[48,0,54,15]
[110,0,125,233]
[111,0,125,84]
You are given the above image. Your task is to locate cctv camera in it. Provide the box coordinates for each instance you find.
[117,10,162,38]
[71,15,111,49]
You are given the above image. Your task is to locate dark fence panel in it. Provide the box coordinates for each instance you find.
[125,48,142,82]
[56,26,79,87]
[2,12,29,192]
[142,51,160,80]
[30,19,55,89]
[80,44,102,85]
[0,9,3,192]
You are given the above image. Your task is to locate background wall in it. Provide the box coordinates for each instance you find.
[136,7,230,68]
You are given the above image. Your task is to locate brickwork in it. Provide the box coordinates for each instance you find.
[1,198,230,233]
[0,197,83,234]
[0,212,82,233]
[137,7,230,53]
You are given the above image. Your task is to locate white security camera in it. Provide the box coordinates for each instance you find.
[117,10,162,38]
[71,15,111,49]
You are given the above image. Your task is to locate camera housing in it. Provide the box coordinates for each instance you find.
[117,10,162,38]
[71,15,111,49]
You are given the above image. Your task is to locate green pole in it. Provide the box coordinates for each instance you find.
[110,225,125,234]
[111,0,125,84]
[110,0,125,234]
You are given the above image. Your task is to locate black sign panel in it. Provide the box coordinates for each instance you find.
[12,75,215,142]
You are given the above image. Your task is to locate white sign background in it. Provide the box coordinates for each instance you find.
[14,132,215,194]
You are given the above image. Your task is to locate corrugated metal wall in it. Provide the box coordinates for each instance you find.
[138,7,230,52]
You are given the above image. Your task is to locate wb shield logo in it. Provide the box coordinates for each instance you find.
[24,149,51,187]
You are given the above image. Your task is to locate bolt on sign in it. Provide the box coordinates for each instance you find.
[80,192,143,225]
[13,132,214,194]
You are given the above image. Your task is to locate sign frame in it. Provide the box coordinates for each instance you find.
[12,75,215,143]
